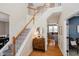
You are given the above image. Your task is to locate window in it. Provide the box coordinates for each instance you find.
[53,26,58,32]
[49,26,53,32]
[48,25,58,33]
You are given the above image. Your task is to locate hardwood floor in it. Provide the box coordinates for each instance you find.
[30,44,63,56]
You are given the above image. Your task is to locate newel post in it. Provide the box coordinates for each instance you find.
[12,36,16,56]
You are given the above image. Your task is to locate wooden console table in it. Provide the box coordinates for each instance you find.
[32,37,45,51]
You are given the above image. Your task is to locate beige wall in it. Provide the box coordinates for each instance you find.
[0,21,5,35]
[5,22,9,35]
[0,21,9,35]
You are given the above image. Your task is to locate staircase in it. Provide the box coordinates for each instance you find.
[16,28,30,53]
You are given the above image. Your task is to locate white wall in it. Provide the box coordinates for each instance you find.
[58,3,79,56]
[0,3,28,41]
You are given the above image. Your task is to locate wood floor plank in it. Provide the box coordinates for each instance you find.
[30,44,63,56]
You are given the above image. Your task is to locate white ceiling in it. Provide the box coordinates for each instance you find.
[0,12,9,22]
[47,12,61,21]
[47,12,61,24]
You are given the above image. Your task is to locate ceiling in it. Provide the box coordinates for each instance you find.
[47,12,61,21]
[47,12,61,24]
[0,12,9,22]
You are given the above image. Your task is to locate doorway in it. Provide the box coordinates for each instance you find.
[67,16,79,56]
[0,12,9,49]
[47,24,58,47]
